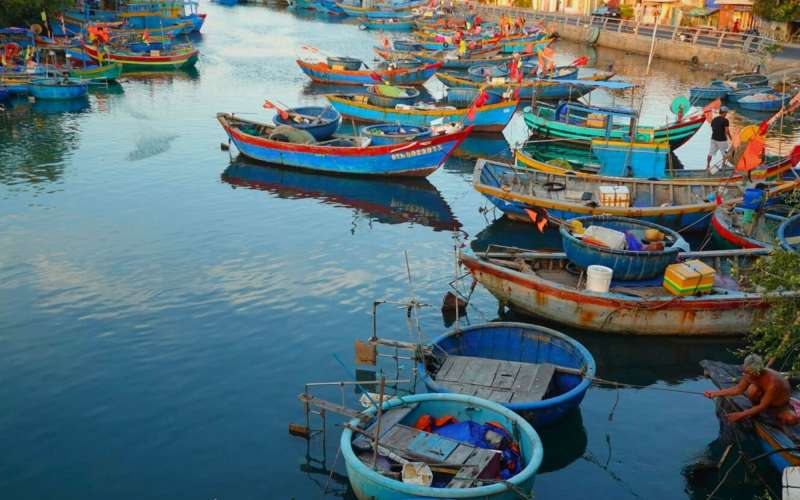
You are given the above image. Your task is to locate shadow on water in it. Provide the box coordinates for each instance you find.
[537,408,588,474]
[221,156,461,232]
[452,133,513,162]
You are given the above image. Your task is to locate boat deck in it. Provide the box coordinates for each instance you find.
[433,355,555,404]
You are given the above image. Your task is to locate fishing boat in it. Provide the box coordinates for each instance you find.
[701,360,800,471]
[336,1,424,18]
[366,84,421,107]
[221,159,461,231]
[341,392,543,499]
[419,322,595,427]
[737,91,793,112]
[325,94,518,132]
[296,59,441,86]
[726,86,775,103]
[779,214,800,252]
[272,106,341,141]
[561,216,687,280]
[514,144,800,181]
[436,72,619,101]
[392,39,426,51]
[68,62,124,82]
[217,113,471,177]
[523,101,706,151]
[360,124,432,145]
[472,159,755,231]
[29,78,89,100]
[460,247,798,336]
[710,205,788,249]
[359,16,415,30]
[81,41,199,71]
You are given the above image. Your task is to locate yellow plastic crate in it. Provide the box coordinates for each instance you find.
[663,259,715,296]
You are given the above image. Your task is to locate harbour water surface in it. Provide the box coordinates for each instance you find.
[1,3,799,499]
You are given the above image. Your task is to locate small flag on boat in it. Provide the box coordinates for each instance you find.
[736,136,765,172]
[263,100,289,120]
[369,72,382,82]
[536,216,548,233]
[525,209,538,222]
[142,30,151,44]
[570,56,589,67]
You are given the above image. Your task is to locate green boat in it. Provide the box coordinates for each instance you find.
[68,62,124,82]
[523,101,706,151]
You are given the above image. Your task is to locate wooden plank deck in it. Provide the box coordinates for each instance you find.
[434,355,555,404]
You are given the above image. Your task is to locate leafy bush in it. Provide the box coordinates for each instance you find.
[0,0,75,27]
[754,0,800,22]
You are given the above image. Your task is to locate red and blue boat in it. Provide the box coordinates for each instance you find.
[216,113,472,177]
[81,41,199,71]
[296,59,441,86]
[325,94,518,132]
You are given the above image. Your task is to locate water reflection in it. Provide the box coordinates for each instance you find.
[471,215,564,253]
[221,157,461,232]
[538,409,588,474]
[452,133,513,161]
[0,99,86,188]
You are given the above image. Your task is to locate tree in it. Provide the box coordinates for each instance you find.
[0,0,75,28]
[754,0,800,22]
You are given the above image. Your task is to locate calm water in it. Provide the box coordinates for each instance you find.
[2,3,799,499]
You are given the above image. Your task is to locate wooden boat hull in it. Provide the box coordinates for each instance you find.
[460,252,774,336]
[710,206,785,250]
[68,62,123,81]
[326,95,517,133]
[420,322,595,427]
[217,113,471,176]
[337,1,422,18]
[360,18,414,30]
[81,43,199,71]
[341,393,543,499]
[296,59,441,86]
[523,108,706,151]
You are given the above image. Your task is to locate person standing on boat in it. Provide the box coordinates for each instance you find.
[706,106,732,172]
[704,354,799,425]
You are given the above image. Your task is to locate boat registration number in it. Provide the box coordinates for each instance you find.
[391,144,442,160]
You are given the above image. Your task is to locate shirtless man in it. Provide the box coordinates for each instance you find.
[705,354,799,425]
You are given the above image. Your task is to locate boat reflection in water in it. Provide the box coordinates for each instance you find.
[221,156,461,232]
[537,408,588,474]
[471,215,564,253]
[453,133,513,161]
[32,96,91,115]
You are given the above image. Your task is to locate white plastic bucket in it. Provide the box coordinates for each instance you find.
[586,265,613,293]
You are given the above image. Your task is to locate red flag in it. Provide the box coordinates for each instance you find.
[525,208,538,222]
[263,100,276,110]
[369,72,382,82]
[536,217,548,233]
[736,136,765,172]
[474,89,488,108]
[758,119,769,136]
[525,42,534,54]
[263,100,289,120]
[513,87,521,100]
[715,193,722,206]
[466,102,478,122]
[142,30,150,43]
[570,56,588,67]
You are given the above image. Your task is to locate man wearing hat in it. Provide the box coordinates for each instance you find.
[707,106,733,172]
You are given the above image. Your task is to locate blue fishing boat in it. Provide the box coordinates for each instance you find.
[393,39,425,51]
[561,216,687,280]
[472,159,751,231]
[341,392,543,499]
[445,86,503,107]
[420,322,595,427]
[296,59,441,85]
[336,0,425,18]
[360,124,432,145]
[29,78,89,100]
[711,205,789,250]
[217,113,471,177]
[0,87,9,102]
[689,85,731,100]
[436,71,620,101]
[272,106,341,141]
[779,214,800,252]
[221,159,461,231]
[359,16,415,30]
[327,56,364,70]
[325,94,518,132]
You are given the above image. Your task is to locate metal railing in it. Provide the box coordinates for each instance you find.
[460,1,778,54]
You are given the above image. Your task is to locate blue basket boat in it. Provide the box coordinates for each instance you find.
[727,86,775,103]
[690,85,731,100]
[778,214,800,252]
[360,123,432,145]
[272,106,341,141]
[467,63,509,82]
[560,215,688,280]
[420,322,595,427]
[445,86,502,107]
[366,84,420,108]
[726,72,769,88]
[737,91,792,112]
[29,78,88,100]
[341,392,543,499]
[326,55,363,70]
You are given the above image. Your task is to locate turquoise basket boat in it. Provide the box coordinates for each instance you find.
[779,214,800,252]
[341,392,543,499]
[419,322,595,427]
[29,78,89,100]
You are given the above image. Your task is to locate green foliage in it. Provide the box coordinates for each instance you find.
[754,0,800,22]
[743,249,800,376]
[0,0,75,28]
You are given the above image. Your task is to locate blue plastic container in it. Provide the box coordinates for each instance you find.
[272,106,341,141]
[742,188,765,210]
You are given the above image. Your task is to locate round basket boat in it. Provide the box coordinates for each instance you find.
[341,392,543,499]
[29,78,89,100]
[420,322,595,427]
[272,106,341,141]
[366,84,420,108]
[466,63,508,82]
[326,55,363,70]
[360,123,432,145]
[560,215,688,281]
[445,86,502,107]
[778,213,800,253]
[727,73,768,88]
